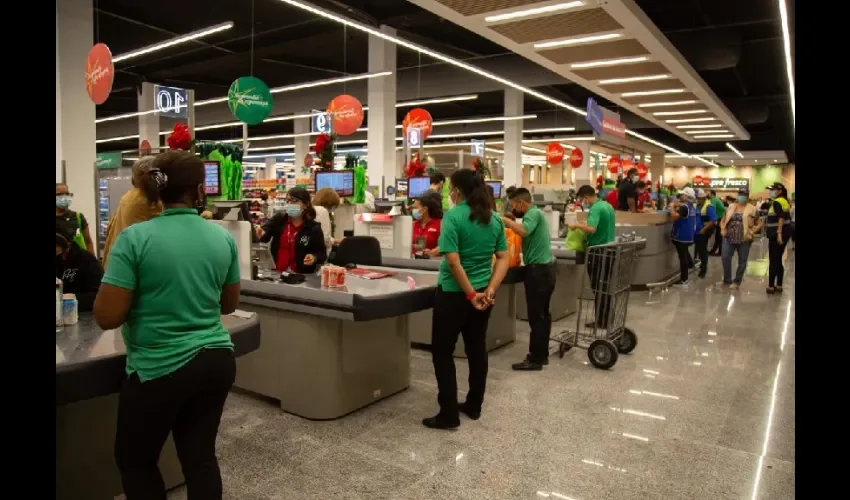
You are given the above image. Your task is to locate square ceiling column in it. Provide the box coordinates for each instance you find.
[367,26,398,196]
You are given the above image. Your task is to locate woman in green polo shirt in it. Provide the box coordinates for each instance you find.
[424,169,510,430]
[94,150,241,499]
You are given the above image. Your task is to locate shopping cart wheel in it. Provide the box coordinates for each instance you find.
[558,343,572,358]
[616,327,638,355]
[588,340,618,370]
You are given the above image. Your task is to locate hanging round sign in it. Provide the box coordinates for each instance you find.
[85,43,115,105]
[326,95,364,136]
[402,108,433,140]
[228,76,274,125]
[569,147,584,168]
[139,140,152,156]
[303,153,314,169]
[622,157,635,171]
[636,162,649,179]
[546,142,565,165]
[607,156,621,174]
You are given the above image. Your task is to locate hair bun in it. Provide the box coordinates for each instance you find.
[149,168,169,189]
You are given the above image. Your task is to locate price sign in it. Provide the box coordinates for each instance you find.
[155,85,188,118]
[407,127,422,148]
[312,109,331,134]
[471,139,485,157]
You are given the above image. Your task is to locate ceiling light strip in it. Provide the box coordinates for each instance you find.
[664,117,718,123]
[598,74,670,85]
[777,0,795,129]
[692,134,735,139]
[686,129,728,135]
[676,124,722,129]
[726,142,745,158]
[112,22,234,63]
[484,1,584,23]
[276,0,703,165]
[653,109,708,116]
[534,32,621,49]
[621,88,684,97]
[638,100,697,108]
[571,56,648,69]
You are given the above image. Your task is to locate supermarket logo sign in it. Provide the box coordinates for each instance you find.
[96,152,121,170]
[693,177,749,190]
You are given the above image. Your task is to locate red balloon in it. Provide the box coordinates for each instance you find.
[636,162,648,179]
[402,108,433,140]
[569,147,584,168]
[546,142,565,165]
[326,94,364,136]
[607,157,621,174]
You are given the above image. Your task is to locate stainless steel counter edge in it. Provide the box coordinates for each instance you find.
[379,256,528,284]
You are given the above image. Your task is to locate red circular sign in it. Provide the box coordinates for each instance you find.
[607,157,621,174]
[304,153,314,169]
[636,162,648,179]
[402,108,433,140]
[85,43,115,105]
[326,94,364,136]
[139,140,152,156]
[621,158,635,171]
[569,147,584,168]
[546,142,565,165]
[694,175,704,185]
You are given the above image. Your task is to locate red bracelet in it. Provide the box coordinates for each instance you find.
[466,291,477,301]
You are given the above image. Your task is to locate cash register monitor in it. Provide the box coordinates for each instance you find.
[203,161,221,196]
[315,170,355,197]
[485,181,502,199]
[407,176,431,198]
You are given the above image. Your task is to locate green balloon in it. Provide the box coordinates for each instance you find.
[228,76,273,125]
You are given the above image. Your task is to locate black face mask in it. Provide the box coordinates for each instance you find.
[511,209,525,219]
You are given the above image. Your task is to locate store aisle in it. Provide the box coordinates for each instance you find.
[168,253,794,500]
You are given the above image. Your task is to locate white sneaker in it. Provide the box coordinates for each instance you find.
[729,284,739,290]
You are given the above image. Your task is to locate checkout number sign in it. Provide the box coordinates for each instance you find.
[155,85,188,119]
[312,110,331,134]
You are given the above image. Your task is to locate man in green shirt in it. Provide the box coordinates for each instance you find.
[569,185,616,328]
[502,188,556,371]
[709,189,727,255]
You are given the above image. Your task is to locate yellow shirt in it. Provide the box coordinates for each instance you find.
[102,188,163,268]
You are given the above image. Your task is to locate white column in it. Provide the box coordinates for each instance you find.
[572,141,593,188]
[57,0,96,224]
[56,6,62,182]
[138,82,160,152]
[367,25,397,197]
[649,152,665,186]
[458,149,464,170]
[294,115,310,169]
[503,89,523,188]
[262,157,277,181]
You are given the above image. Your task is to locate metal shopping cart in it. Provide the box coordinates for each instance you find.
[552,234,646,370]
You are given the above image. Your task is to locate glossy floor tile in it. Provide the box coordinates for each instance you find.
[169,250,794,500]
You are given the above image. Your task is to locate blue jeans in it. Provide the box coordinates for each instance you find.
[721,240,751,285]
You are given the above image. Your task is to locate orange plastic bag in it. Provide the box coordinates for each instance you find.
[504,228,522,268]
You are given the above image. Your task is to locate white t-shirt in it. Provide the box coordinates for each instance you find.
[314,205,333,250]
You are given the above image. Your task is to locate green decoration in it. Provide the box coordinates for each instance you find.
[228,76,273,125]
[204,149,243,201]
[353,165,367,204]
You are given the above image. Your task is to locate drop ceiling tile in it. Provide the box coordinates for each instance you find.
[539,39,648,65]
[573,61,669,81]
[436,0,541,16]
[491,8,622,44]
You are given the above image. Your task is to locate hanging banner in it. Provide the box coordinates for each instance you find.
[85,43,115,105]
[402,108,433,140]
[471,139,486,157]
[96,151,122,170]
[607,156,621,174]
[636,162,649,179]
[326,95,364,136]
[228,76,273,125]
[586,97,625,138]
[569,147,584,168]
[546,142,565,165]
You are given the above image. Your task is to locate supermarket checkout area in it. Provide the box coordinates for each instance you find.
[55,313,261,500]
[515,248,583,322]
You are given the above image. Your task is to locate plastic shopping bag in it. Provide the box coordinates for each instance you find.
[565,228,587,253]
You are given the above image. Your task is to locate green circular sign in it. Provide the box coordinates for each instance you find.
[227,76,273,125]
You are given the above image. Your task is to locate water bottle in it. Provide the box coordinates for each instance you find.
[56,279,64,330]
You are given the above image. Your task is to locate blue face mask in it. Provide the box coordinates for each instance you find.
[285,204,303,218]
[769,190,777,199]
[581,199,591,210]
[632,175,639,183]
[56,195,72,210]
[411,208,422,220]
[737,195,748,203]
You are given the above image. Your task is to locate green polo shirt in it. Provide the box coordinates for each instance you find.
[519,205,554,265]
[711,197,726,220]
[437,201,508,292]
[586,199,616,247]
[102,208,238,382]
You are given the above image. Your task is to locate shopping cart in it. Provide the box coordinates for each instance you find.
[552,234,646,370]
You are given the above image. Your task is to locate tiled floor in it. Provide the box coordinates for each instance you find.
[170,245,794,500]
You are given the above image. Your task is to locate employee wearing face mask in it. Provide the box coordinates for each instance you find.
[617,168,641,212]
[257,187,327,274]
[694,189,717,279]
[764,182,792,294]
[670,187,698,286]
[56,233,103,311]
[56,183,96,257]
[411,191,443,257]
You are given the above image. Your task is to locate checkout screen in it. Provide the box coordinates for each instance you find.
[315,171,354,197]
[407,177,430,198]
[203,162,221,195]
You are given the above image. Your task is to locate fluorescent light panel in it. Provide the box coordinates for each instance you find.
[686,129,728,134]
[571,56,648,69]
[778,0,795,129]
[598,74,669,85]
[621,88,684,97]
[693,134,734,139]
[726,142,745,158]
[484,1,584,23]
[638,100,697,108]
[665,117,717,123]
[112,22,234,63]
[677,124,723,129]
[534,32,621,49]
[653,109,708,116]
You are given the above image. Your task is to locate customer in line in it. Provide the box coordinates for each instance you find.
[94,150,241,500]
[670,187,697,286]
[502,188,556,371]
[312,187,341,251]
[102,157,164,267]
[257,187,326,274]
[617,168,640,212]
[568,185,616,328]
[708,189,727,255]
[425,169,510,430]
[765,182,792,294]
[411,190,443,257]
[717,188,761,290]
[694,189,717,279]
[56,182,96,257]
[56,233,103,312]
[430,171,450,210]
[636,180,655,211]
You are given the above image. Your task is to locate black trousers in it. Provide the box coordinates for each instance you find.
[768,237,789,287]
[431,287,493,418]
[115,348,236,500]
[524,262,557,363]
[673,240,693,282]
[710,224,723,254]
[694,233,709,277]
[587,251,614,328]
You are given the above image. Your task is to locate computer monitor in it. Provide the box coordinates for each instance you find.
[315,170,355,197]
[203,161,221,196]
[407,176,431,198]
[395,178,408,196]
[485,181,503,199]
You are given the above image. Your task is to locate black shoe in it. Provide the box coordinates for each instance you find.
[698,274,706,279]
[459,402,481,420]
[512,360,544,371]
[422,414,460,429]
